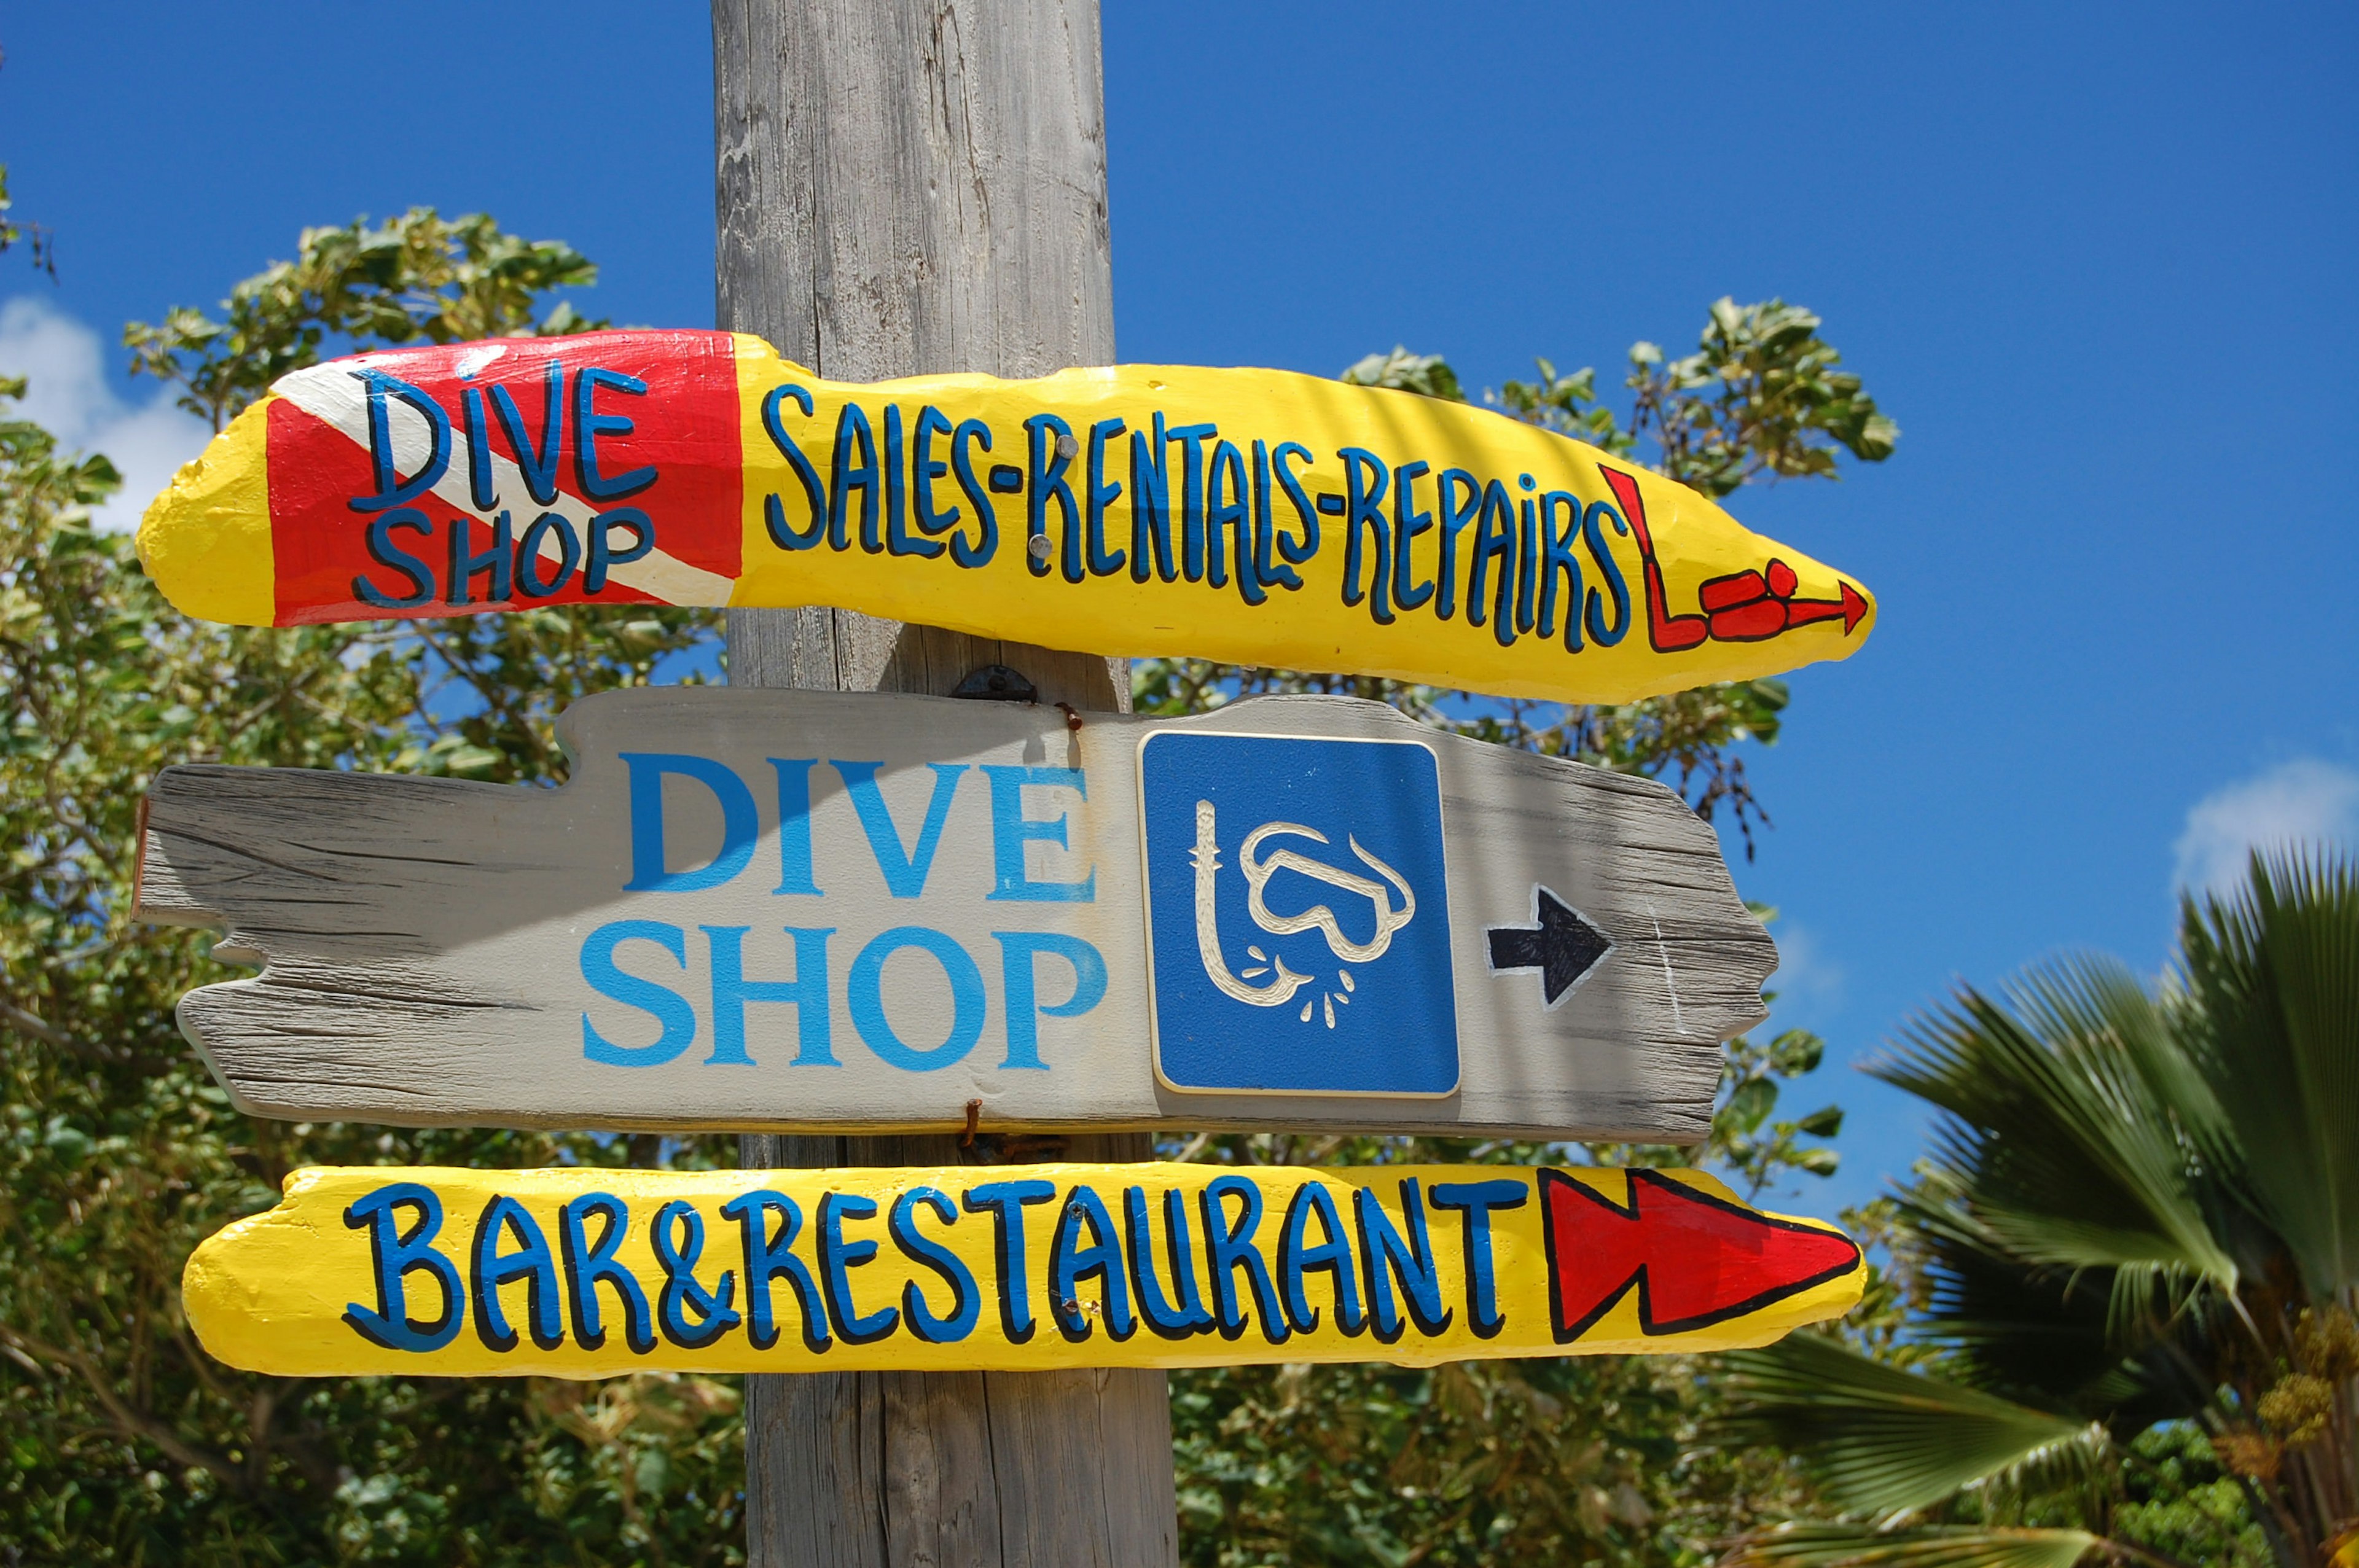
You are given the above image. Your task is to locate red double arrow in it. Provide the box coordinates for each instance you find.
[1540,1169,1863,1342]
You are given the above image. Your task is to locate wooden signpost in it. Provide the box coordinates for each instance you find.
[180,1161,1864,1378]
[136,329,1875,708]
[710,5,1177,1558]
[117,1,1874,1560]
[135,687,1772,1142]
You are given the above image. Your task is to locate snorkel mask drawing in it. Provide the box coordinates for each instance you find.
[1188,799,1418,1028]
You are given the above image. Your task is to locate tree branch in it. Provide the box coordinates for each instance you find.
[0,1322,253,1496]
[0,996,69,1047]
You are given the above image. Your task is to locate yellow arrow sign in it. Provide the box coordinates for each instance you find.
[139,330,1874,705]
[184,1163,1863,1377]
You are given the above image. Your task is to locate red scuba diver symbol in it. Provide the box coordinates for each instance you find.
[1598,466,1869,652]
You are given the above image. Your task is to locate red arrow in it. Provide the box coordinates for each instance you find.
[1782,580,1871,636]
[1540,1169,1862,1342]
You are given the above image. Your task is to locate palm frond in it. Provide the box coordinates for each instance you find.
[1715,1334,2113,1515]
[1722,1522,2103,1568]
[1872,954,2238,1297]
[2181,848,2359,1297]
[1893,1190,2202,1429]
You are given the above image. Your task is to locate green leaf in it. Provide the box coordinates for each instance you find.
[1871,954,2240,1304]
[2180,849,2359,1295]
[1337,346,1465,403]
[1773,1028,1827,1075]
[1724,1522,2104,1568]
[1715,1333,2113,1514]
[1794,1105,1845,1137]
[1724,1074,1779,1134]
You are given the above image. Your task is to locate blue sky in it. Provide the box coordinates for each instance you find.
[4,2,2355,1209]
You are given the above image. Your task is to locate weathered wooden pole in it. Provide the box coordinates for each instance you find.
[711,2,1179,1564]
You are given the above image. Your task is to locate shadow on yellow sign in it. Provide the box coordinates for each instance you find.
[185,1163,1863,1378]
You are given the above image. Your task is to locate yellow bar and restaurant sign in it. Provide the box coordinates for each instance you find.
[186,1161,1864,1377]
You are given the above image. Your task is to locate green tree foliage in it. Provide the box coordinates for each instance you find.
[0,162,50,279]
[1622,300,1898,501]
[1,215,735,1564]
[125,208,604,432]
[1137,299,1896,856]
[1174,1352,1812,1567]
[0,58,56,281]
[1716,850,2359,1568]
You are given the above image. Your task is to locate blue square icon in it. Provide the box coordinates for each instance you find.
[1139,731,1459,1096]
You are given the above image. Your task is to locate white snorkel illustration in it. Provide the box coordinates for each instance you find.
[1189,798,1417,1027]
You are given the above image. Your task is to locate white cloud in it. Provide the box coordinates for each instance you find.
[1767,921,1845,1026]
[0,294,211,533]
[2173,759,2359,899]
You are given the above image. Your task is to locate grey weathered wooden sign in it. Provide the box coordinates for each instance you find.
[135,689,1773,1141]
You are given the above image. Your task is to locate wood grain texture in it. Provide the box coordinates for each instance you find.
[136,688,1773,1141]
[713,0,1167,1559]
[713,0,1125,717]
[735,1133,1174,1568]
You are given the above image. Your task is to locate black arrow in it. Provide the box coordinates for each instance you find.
[1485,886,1613,1008]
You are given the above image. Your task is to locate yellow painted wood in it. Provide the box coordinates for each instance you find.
[183,1161,1863,1378]
[136,330,1874,706]
[135,393,276,627]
